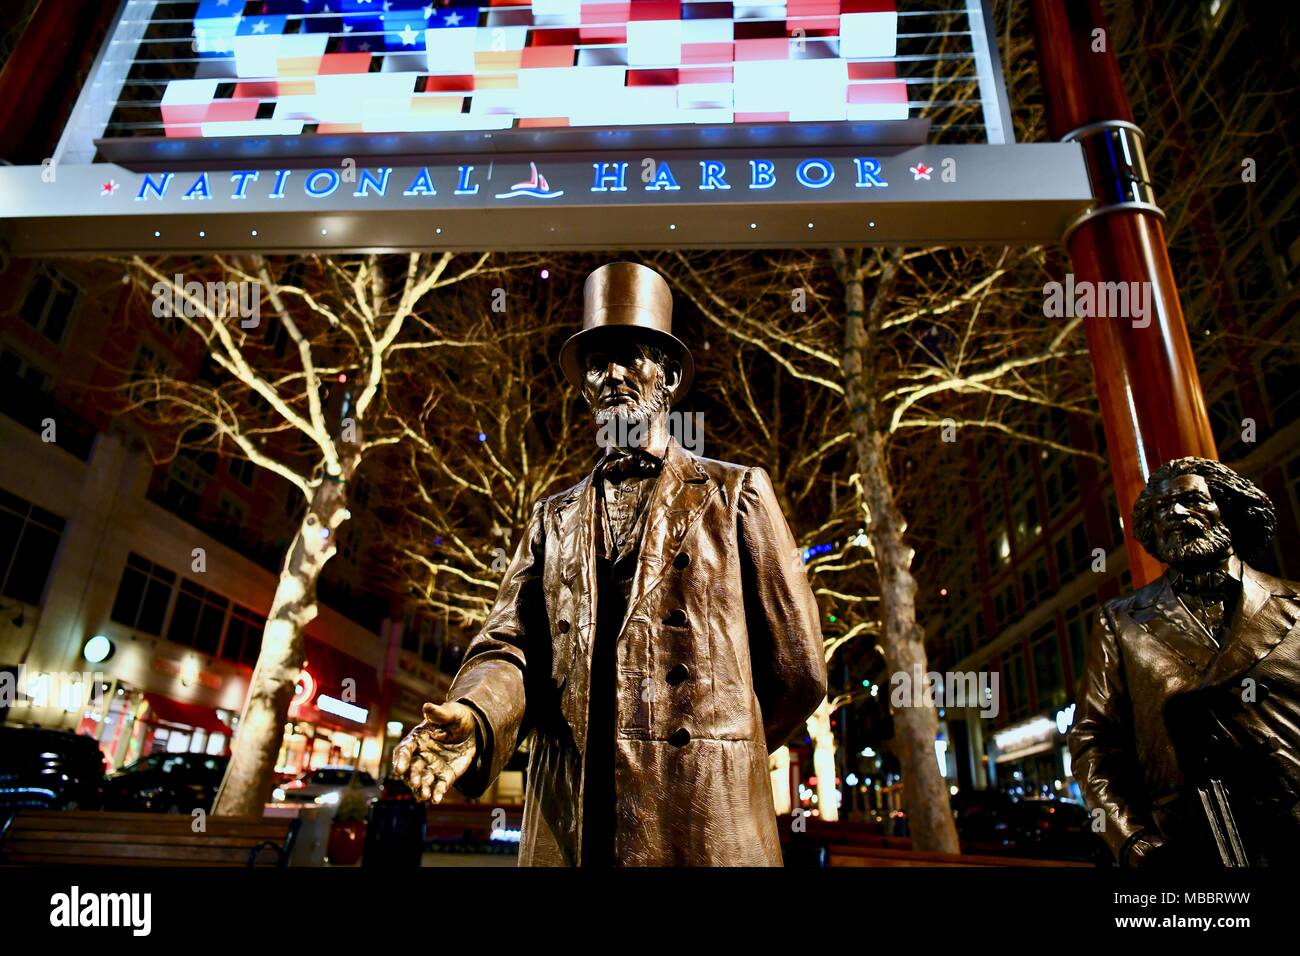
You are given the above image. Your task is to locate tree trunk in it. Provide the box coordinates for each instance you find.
[212,476,351,817]
[835,248,960,854]
[807,698,840,822]
[857,432,959,851]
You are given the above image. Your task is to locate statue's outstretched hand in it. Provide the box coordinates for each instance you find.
[391,701,478,803]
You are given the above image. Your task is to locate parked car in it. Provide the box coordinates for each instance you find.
[99,752,229,814]
[950,788,1018,850]
[1008,797,1112,864]
[0,726,106,812]
[377,774,416,802]
[272,766,381,807]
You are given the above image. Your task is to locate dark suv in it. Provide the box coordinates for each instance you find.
[0,726,106,812]
[100,752,230,813]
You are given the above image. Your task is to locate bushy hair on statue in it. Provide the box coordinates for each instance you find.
[1131,456,1276,562]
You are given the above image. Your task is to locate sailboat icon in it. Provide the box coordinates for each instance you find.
[494,161,565,200]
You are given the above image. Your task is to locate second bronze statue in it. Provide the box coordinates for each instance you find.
[391,261,827,866]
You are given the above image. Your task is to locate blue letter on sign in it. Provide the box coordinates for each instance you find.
[269,169,292,199]
[749,160,776,190]
[854,158,888,188]
[646,163,680,191]
[182,172,212,200]
[230,170,260,199]
[699,160,730,190]
[354,168,391,198]
[591,162,628,192]
[796,159,834,188]
[455,165,480,195]
[403,167,437,196]
[135,172,174,201]
[305,168,341,197]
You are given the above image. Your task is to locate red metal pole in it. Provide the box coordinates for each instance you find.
[1031,0,1217,586]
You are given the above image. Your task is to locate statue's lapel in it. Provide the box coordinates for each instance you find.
[1199,565,1298,689]
[1139,575,1219,673]
[620,436,713,636]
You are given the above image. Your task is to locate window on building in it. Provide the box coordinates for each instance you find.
[131,343,169,383]
[439,638,465,676]
[0,489,66,606]
[1262,348,1300,431]
[1001,647,1029,723]
[1013,492,1042,549]
[216,492,247,529]
[419,616,440,664]
[228,457,256,487]
[1065,595,1098,691]
[18,266,78,344]
[0,349,51,392]
[400,611,420,652]
[1208,388,1246,459]
[157,456,207,519]
[110,553,177,636]
[1031,623,1065,712]
[223,604,266,669]
[167,579,230,655]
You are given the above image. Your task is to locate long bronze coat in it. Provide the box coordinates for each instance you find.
[447,437,827,865]
[1069,563,1300,863]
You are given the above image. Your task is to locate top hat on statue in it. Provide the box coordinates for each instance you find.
[559,261,695,398]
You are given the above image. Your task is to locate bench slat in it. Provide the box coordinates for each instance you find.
[1,810,297,868]
[7,828,290,849]
[4,838,278,864]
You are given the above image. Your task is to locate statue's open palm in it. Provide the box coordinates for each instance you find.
[391,701,478,803]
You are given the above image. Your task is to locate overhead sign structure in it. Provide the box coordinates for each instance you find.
[0,144,1091,254]
[0,1,1096,253]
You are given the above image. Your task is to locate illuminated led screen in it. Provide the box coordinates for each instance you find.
[118,0,939,139]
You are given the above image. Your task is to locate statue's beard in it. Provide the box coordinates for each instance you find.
[1160,521,1233,571]
[592,381,671,450]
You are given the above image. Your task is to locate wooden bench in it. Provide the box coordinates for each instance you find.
[0,810,300,867]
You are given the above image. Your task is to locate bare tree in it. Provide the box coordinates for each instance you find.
[657,245,1097,851]
[118,252,504,816]
[378,265,599,635]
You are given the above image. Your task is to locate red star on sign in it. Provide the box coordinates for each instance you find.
[909,163,932,181]
[100,179,119,196]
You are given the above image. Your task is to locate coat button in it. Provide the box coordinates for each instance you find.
[558,619,571,633]
[673,552,690,570]
[668,727,691,747]
[666,663,691,686]
[663,608,687,627]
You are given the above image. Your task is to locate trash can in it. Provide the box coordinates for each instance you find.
[363,798,426,867]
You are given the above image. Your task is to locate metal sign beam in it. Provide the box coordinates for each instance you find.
[0,144,1091,256]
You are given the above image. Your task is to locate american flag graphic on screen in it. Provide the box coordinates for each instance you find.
[160,0,908,137]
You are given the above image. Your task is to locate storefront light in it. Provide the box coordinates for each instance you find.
[386,721,403,737]
[317,694,367,724]
[83,634,114,664]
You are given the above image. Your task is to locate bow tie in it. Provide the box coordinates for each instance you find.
[602,450,663,483]
[1174,568,1233,600]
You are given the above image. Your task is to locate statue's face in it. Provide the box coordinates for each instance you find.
[581,341,679,425]
[1152,474,1233,568]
